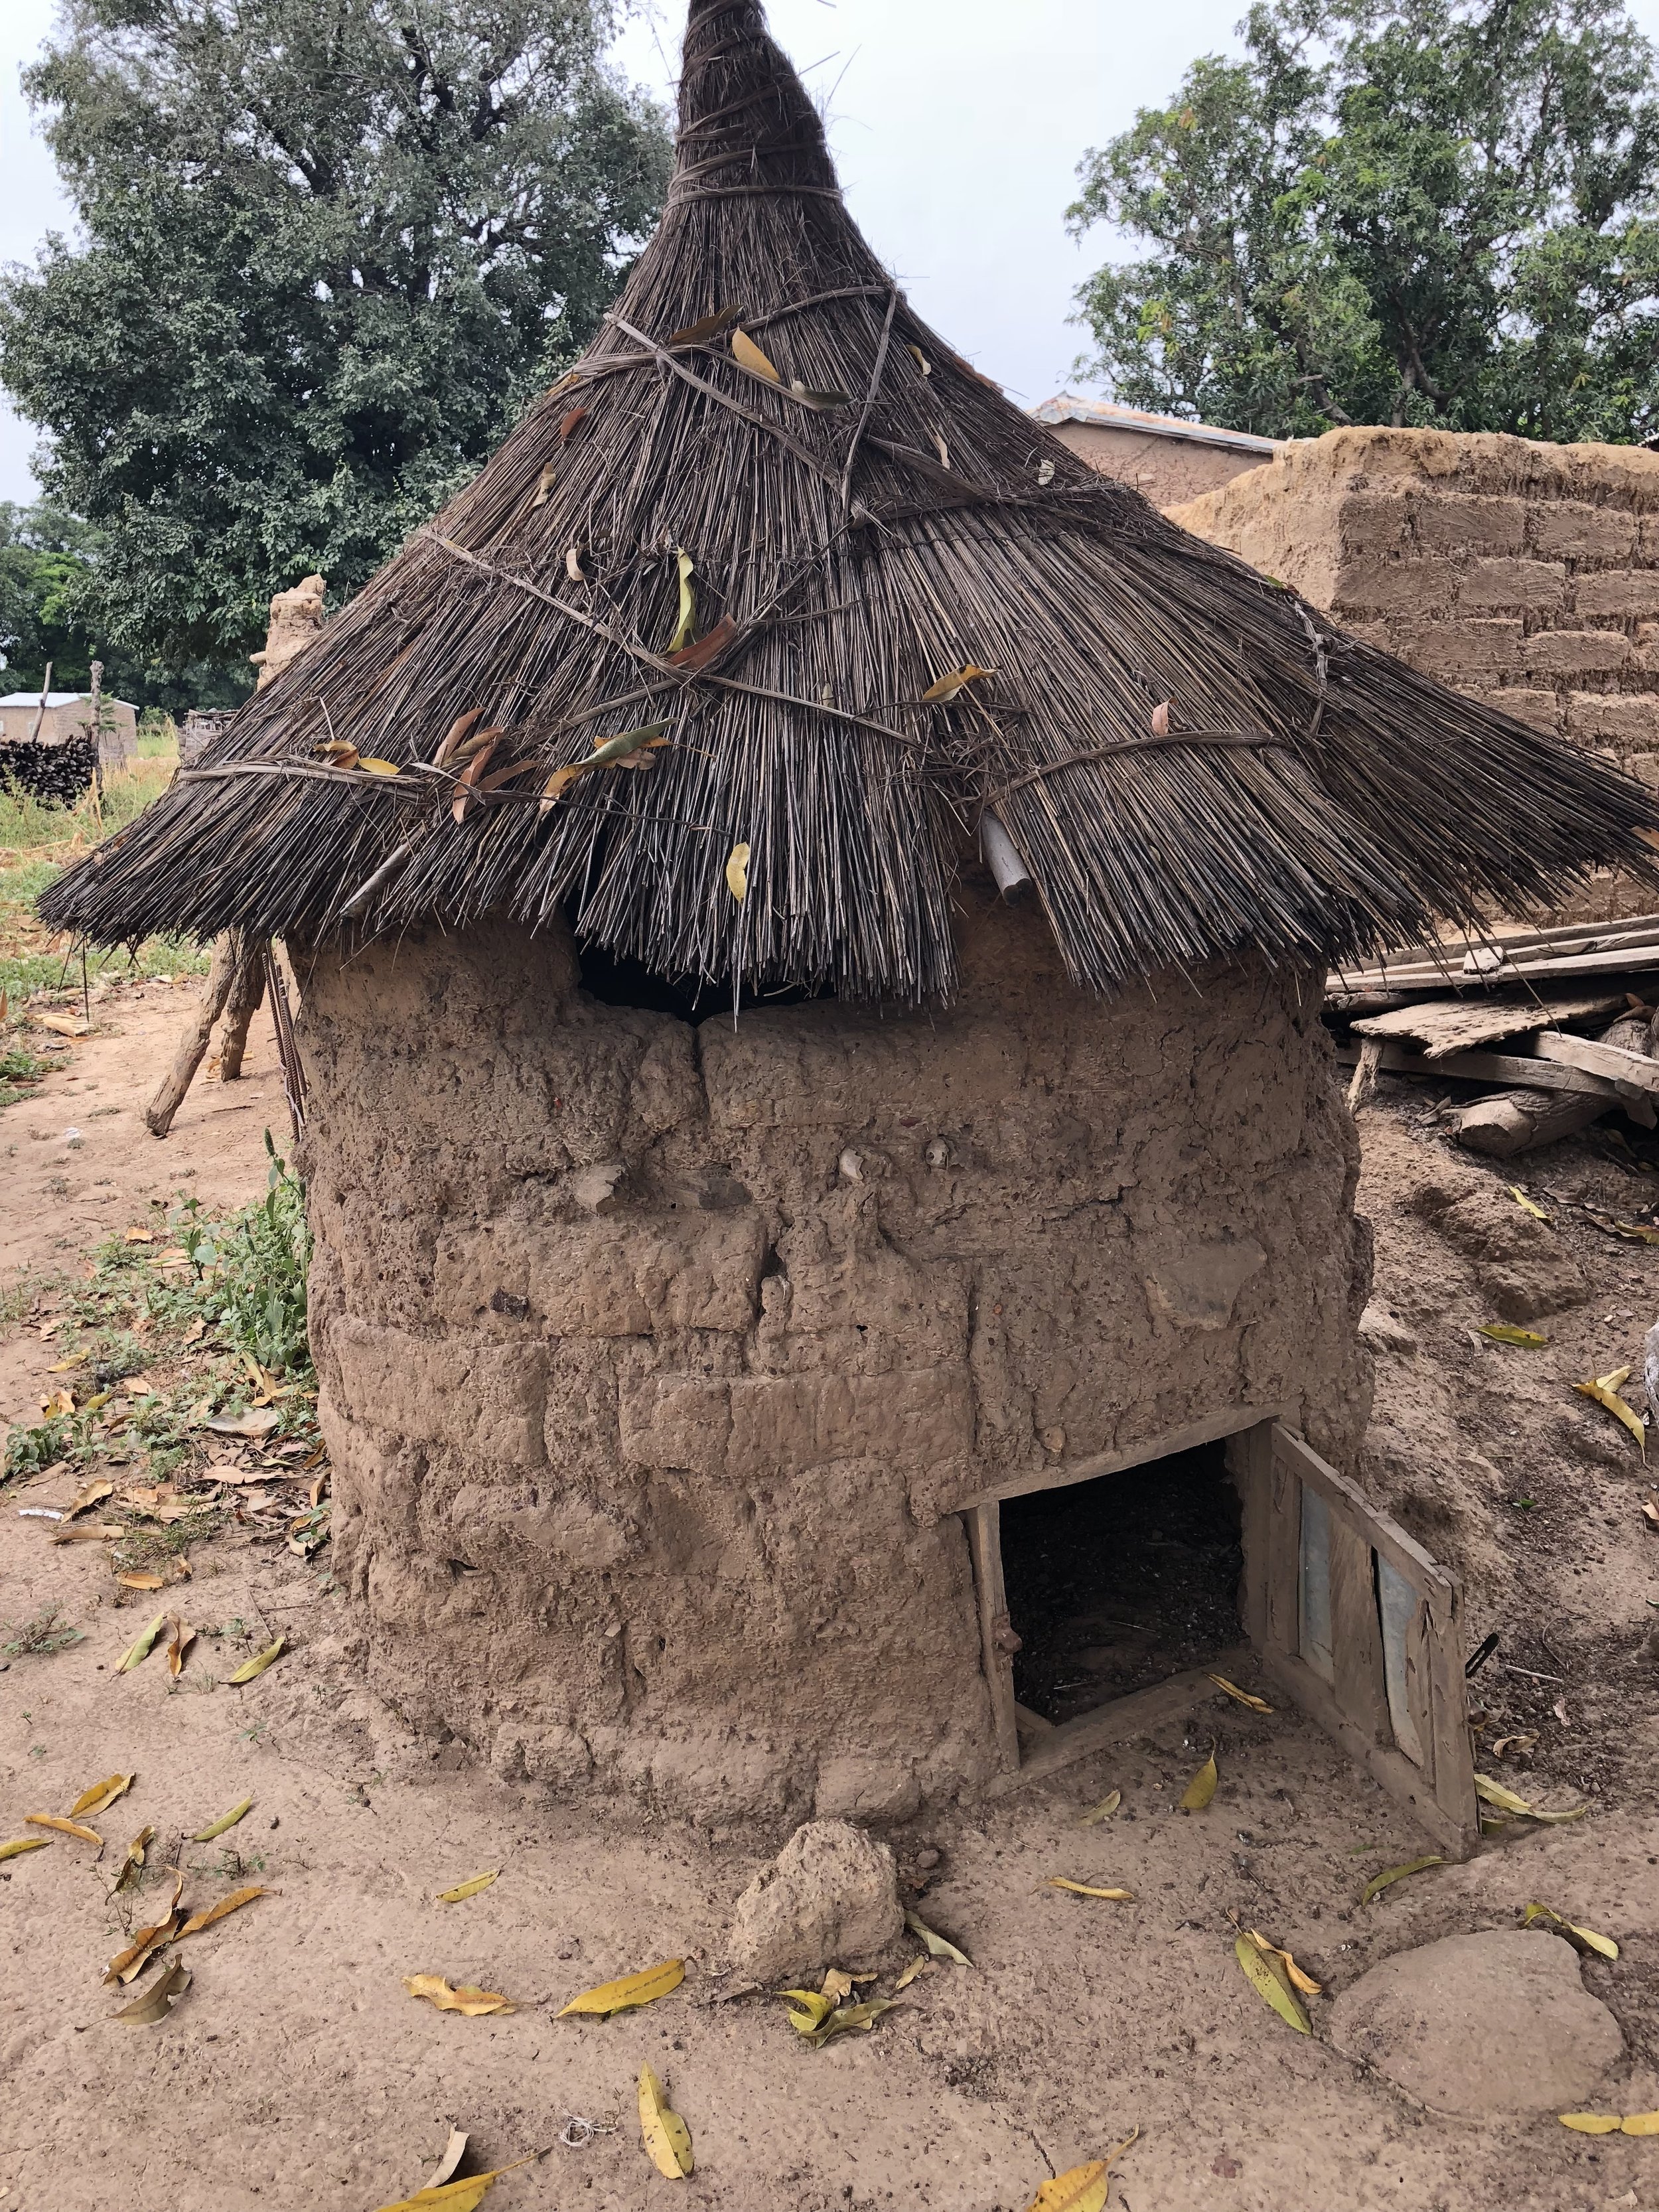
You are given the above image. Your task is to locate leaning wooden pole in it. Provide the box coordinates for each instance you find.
[144,932,240,1137]
[216,940,267,1080]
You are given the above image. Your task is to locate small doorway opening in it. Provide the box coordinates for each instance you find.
[997,1442,1242,1727]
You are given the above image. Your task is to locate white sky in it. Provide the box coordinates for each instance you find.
[4,0,1659,504]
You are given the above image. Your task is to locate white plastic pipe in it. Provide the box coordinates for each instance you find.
[981,815,1031,896]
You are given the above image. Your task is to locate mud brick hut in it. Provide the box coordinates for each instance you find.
[1033,394,1281,510]
[44,1,1659,1842]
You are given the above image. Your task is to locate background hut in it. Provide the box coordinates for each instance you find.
[43,0,1659,1840]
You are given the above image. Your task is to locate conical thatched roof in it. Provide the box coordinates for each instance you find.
[43,0,1659,999]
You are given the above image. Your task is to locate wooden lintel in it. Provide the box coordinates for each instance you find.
[960,1404,1289,1512]
[983,1653,1250,1797]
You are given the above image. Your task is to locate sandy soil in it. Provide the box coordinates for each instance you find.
[2,1011,1658,2212]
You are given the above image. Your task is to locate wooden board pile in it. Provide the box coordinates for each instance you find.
[1327,915,1659,1157]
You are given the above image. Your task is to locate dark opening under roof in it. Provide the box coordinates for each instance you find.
[42,0,1659,999]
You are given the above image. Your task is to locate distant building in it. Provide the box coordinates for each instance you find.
[1033,395,1280,511]
[0,689,137,768]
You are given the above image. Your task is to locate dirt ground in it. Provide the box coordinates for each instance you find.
[3,995,1658,2212]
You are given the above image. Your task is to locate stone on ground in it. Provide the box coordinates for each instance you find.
[1327,1931,1623,2117]
[726,1819,902,1985]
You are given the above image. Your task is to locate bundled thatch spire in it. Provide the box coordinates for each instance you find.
[42,0,1659,999]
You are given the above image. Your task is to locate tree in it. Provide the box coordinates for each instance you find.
[1068,0,1659,443]
[0,0,671,676]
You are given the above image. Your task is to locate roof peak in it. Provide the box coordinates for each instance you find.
[673,0,838,208]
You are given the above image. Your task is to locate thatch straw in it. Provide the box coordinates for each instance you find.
[42,0,1659,1000]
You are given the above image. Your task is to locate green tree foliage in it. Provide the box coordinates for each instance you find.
[0,0,670,674]
[1068,0,1659,441]
[0,499,246,707]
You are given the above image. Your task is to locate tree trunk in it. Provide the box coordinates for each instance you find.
[144,936,238,1138]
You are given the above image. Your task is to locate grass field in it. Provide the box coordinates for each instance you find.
[0,727,210,1013]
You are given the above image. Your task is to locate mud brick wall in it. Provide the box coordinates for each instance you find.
[293,877,1370,1827]
[1170,429,1659,778]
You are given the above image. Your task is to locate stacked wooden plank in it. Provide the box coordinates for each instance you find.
[1327,915,1659,1153]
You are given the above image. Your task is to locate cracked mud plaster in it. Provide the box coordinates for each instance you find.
[290,869,1371,1823]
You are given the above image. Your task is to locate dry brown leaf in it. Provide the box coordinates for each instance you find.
[105,1905,184,1986]
[1575,1367,1646,1455]
[1048,1879,1135,1901]
[34,1012,88,1038]
[1209,1674,1273,1714]
[64,1477,115,1520]
[558,405,589,445]
[405,1974,515,2018]
[668,304,747,346]
[726,842,751,902]
[114,1955,190,2025]
[1150,700,1171,736]
[1078,1790,1121,1825]
[922,664,994,705]
[179,1884,269,1937]
[433,708,484,769]
[69,1773,134,1819]
[892,1956,932,1991]
[731,329,780,382]
[111,1825,155,1893]
[26,1814,103,1848]
[118,1572,166,1591]
[1180,1747,1218,1811]
[450,739,500,824]
[820,1967,855,2004]
[425,2129,470,2190]
[557,1958,683,2018]
[904,1909,971,1966]
[666,612,738,672]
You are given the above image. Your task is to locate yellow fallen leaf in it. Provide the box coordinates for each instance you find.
[892,1956,932,1991]
[1243,1927,1322,1995]
[731,329,780,382]
[1360,1854,1445,1904]
[1575,1368,1647,1455]
[1209,1674,1273,1714]
[802,1998,897,2047]
[638,2064,693,2179]
[1078,1790,1121,1825]
[124,1226,156,1243]
[105,1905,184,1985]
[228,1637,285,1684]
[0,1838,50,1862]
[1522,1902,1619,1959]
[405,1974,514,2018]
[70,1773,134,1819]
[118,1572,166,1591]
[1623,2112,1659,2135]
[1027,2169,1108,2212]
[111,1825,155,1893]
[26,1814,102,1848]
[438,1872,500,1904]
[64,1477,115,1517]
[192,1799,254,1842]
[820,1967,854,2004]
[668,548,697,654]
[358,757,401,777]
[371,2157,536,2212]
[1235,1931,1311,2033]
[167,1615,196,1676]
[1507,1186,1552,1222]
[781,1987,837,2034]
[114,1955,190,2024]
[904,1909,971,1966]
[179,1885,269,1937]
[557,1957,684,2018]
[1560,2113,1623,2134]
[1478,1323,1548,1348]
[1048,1879,1135,1901]
[726,840,751,901]
[116,1610,169,1673]
[1180,1748,1218,1811]
[922,664,994,705]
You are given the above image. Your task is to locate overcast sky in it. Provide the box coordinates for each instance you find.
[5,0,1659,505]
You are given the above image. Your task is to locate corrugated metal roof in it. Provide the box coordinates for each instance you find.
[1033,394,1281,457]
[0,691,92,708]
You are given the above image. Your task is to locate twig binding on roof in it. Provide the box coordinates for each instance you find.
[40,0,1659,1001]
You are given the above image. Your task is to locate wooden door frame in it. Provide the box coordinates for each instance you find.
[966,1414,1479,1857]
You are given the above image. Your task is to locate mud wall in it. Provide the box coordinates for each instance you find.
[295,879,1370,1826]
[1171,428,1659,773]
[1048,419,1272,510]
